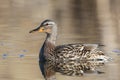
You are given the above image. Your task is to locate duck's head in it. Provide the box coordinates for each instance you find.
[29,19,57,34]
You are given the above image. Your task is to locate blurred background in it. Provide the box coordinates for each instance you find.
[0,0,120,80]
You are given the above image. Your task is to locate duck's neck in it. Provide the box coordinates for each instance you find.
[40,32,57,61]
[45,34,57,45]
[45,28,57,45]
[40,27,57,61]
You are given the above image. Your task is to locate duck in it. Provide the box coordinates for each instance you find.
[29,19,111,78]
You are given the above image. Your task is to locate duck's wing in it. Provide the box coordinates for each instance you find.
[54,43,109,61]
[56,43,104,50]
[55,43,103,54]
[55,43,107,75]
[54,43,108,76]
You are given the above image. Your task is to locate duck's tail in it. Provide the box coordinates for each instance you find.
[88,51,112,62]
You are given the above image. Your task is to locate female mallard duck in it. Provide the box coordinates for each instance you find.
[29,19,111,77]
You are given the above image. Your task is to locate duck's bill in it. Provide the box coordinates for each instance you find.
[29,27,40,33]
[29,26,45,33]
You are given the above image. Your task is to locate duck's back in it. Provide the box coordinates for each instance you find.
[54,43,109,76]
[55,43,106,61]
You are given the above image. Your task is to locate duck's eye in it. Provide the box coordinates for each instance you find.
[45,23,49,25]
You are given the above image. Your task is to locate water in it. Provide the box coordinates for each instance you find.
[0,0,120,80]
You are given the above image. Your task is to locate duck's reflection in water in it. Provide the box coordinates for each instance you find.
[39,59,106,80]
